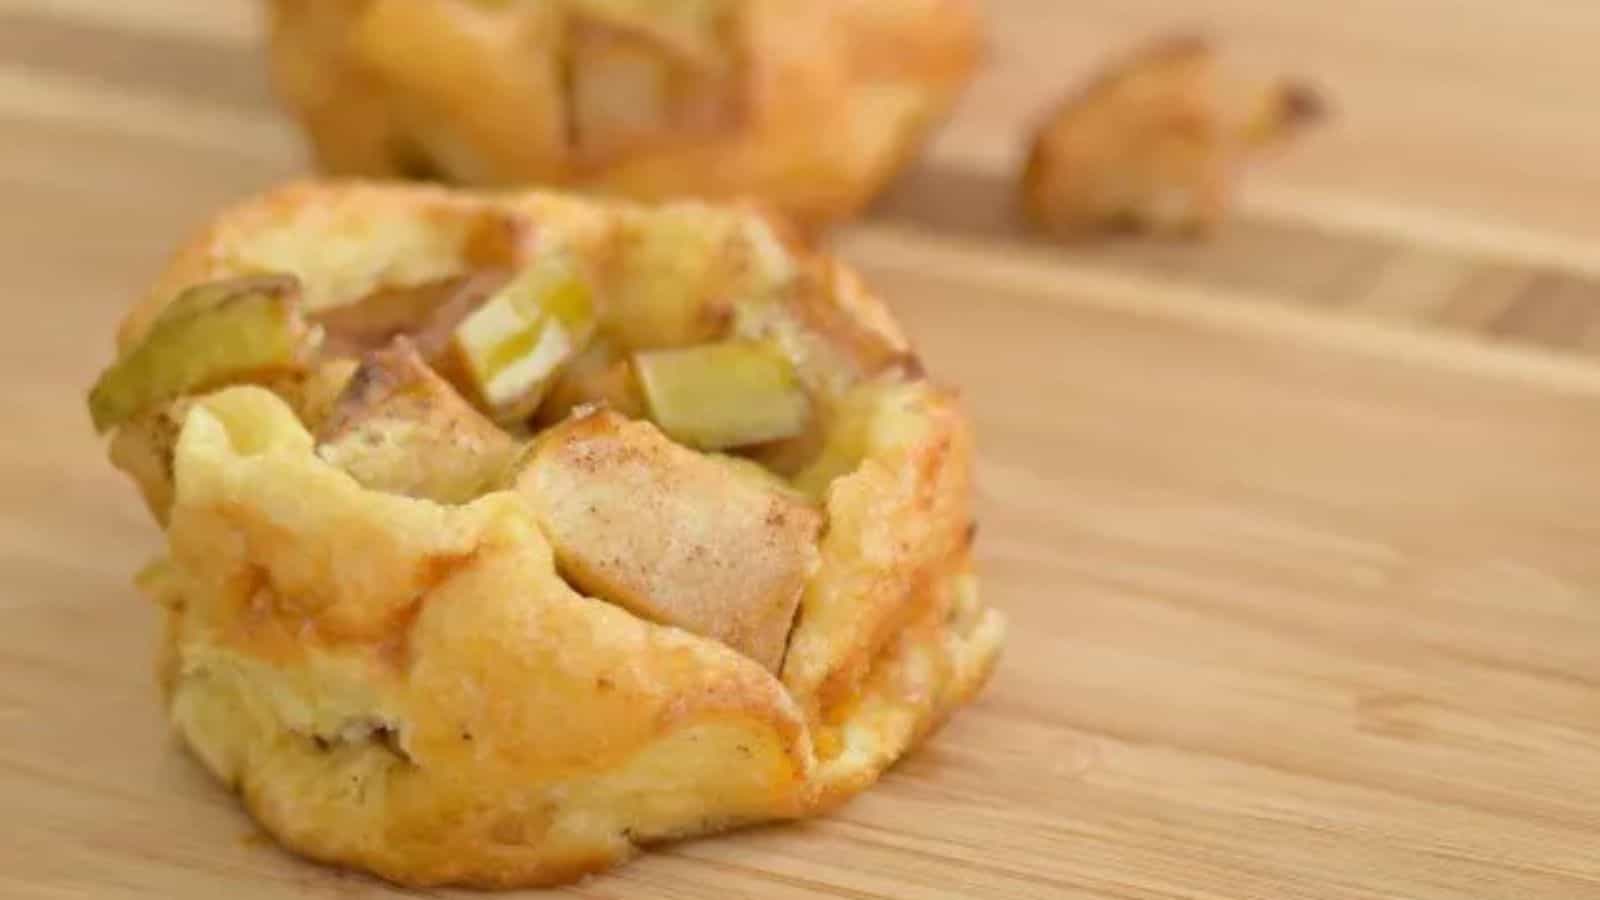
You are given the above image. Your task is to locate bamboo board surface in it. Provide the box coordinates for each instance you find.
[2,2,1598,898]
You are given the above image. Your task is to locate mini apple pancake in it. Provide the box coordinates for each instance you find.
[1022,34,1325,237]
[262,0,982,228]
[89,181,1003,888]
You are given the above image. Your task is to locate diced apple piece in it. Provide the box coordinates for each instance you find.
[536,336,646,425]
[567,22,673,158]
[448,255,597,422]
[566,10,736,158]
[314,272,509,362]
[514,409,821,672]
[633,340,810,450]
[88,275,316,433]
[317,339,516,504]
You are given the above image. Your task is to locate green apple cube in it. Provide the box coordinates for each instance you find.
[451,255,596,421]
[633,340,810,450]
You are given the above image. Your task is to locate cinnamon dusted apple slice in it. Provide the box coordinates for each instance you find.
[317,339,516,503]
[633,339,810,450]
[514,408,821,672]
[88,275,317,432]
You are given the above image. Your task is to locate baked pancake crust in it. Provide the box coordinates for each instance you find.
[98,181,1004,887]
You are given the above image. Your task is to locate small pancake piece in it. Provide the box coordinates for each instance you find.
[1022,34,1325,237]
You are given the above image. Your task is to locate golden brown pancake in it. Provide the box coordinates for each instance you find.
[91,181,1004,887]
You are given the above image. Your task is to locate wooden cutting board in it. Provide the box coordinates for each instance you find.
[2,2,1598,898]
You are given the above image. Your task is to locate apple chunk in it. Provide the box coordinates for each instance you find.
[88,275,316,433]
[536,336,646,425]
[448,254,597,422]
[514,409,821,672]
[633,340,810,450]
[317,339,516,503]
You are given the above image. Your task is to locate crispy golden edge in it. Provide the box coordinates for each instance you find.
[782,384,976,721]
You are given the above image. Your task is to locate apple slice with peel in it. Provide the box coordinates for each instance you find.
[88,275,316,433]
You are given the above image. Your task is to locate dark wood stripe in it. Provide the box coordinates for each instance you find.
[1434,265,1540,333]
[867,162,1400,305]
[1486,271,1600,350]
[866,162,1600,358]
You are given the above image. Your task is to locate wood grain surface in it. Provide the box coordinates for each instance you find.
[2,2,1598,898]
